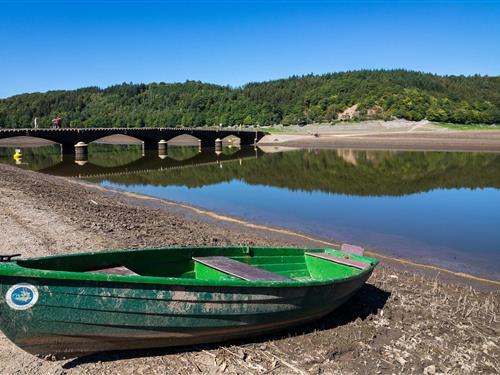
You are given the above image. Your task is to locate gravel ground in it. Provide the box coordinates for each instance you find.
[0,164,498,374]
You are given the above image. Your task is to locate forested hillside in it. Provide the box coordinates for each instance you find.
[1,70,499,128]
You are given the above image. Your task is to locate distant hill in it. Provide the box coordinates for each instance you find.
[1,70,499,128]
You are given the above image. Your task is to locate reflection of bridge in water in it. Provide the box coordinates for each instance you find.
[40,147,261,179]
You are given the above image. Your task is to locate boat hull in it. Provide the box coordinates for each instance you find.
[0,272,371,357]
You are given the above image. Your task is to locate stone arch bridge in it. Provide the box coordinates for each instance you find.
[0,128,267,154]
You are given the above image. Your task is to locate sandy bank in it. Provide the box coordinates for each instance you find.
[0,164,498,374]
[260,131,500,152]
[259,122,500,152]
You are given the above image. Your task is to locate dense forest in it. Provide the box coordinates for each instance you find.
[1,70,499,128]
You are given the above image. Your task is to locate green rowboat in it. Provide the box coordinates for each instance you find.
[0,246,378,357]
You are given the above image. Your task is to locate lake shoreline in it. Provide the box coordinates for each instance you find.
[2,121,500,154]
[259,130,500,153]
[0,164,498,374]
[88,180,500,288]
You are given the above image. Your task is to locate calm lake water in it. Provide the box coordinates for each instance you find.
[2,144,499,280]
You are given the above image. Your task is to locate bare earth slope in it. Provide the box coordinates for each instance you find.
[0,164,498,374]
[259,122,500,152]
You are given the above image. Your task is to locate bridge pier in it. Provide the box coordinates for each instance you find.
[158,140,167,159]
[75,157,88,166]
[74,142,88,165]
[74,142,88,157]
[215,138,222,154]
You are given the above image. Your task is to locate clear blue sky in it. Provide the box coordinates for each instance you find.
[0,0,499,98]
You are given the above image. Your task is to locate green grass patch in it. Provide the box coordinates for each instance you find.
[433,122,499,131]
[260,126,301,134]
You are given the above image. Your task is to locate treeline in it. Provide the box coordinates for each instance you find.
[1,70,499,128]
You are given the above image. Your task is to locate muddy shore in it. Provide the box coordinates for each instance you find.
[0,164,498,374]
[259,130,500,153]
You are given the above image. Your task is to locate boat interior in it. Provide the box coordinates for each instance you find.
[15,246,375,282]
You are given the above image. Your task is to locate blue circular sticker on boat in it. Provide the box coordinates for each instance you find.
[6,283,39,310]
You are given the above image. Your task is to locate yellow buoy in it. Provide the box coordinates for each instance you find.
[13,149,22,160]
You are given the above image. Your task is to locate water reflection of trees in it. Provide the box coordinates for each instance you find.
[88,144,144,167]
[90,149,500,196]
[3,146,499,196]
[0,145,61,171]
[221,146,241,156]
[167,146,200,161]
[1,144,207,171]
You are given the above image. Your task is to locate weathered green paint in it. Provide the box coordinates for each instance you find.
[0,246,378,357]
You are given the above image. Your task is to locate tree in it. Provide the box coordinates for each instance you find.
[243,115,253,126]
[0,70,498,128]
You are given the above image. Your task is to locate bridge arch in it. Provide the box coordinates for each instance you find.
[221,135,241,146]
[164,134,201,161]
[0,135,61,148]
[167,134,201,146]
[89,134,144,145]
[0,136,62,169]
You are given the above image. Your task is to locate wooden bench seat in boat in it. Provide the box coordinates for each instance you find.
[305,252,371,270]
[340,243,365,256]
[193,256,291,281]
[87,266,139,276]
